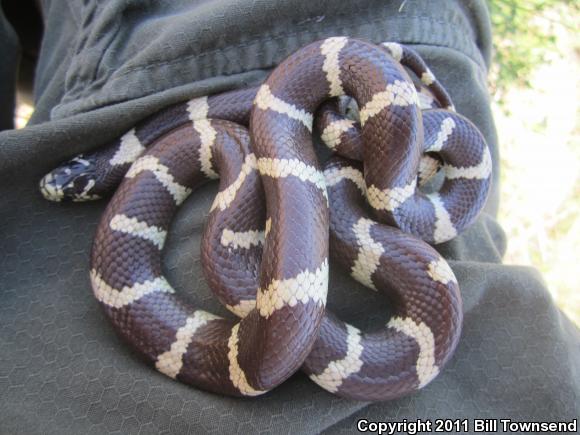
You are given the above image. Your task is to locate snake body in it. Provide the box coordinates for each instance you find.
[40,43,454,205]
[40,39,491,400]
[204,151,463,400]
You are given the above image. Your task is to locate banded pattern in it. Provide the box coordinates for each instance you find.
[314,44,490,244]
[155,310,221,379]
[109,214,166,249]
[91,119,329,396]
[201,38,465,400]
[308,324,363,392]
[315,42,455,163]
[40,87,257,202]
[256,157,328,201]
[109,129,145,166]
[380,42,455,111]
[319,105,492,243]
[351,218,383,290]
[39,42,456,203]
[39,37,490,401]
[307,157,462,400]
[204,155,463,401]
[220,228,264,250]
[321,37,348,96]
[254,85,313,131]
[384,110,492,243]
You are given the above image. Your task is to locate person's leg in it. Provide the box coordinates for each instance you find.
[0,1,577,434]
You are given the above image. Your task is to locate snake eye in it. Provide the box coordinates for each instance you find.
[66,173,90,197]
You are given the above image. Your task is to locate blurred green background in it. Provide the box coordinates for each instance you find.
[488,0,579,325]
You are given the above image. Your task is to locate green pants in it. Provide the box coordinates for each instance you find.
[0,1,577,433]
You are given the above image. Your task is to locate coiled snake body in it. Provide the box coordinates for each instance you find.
[40,39,491,400]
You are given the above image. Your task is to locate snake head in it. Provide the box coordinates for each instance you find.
[39,156,102,202]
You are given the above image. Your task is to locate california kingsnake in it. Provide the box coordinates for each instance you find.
[40,38,491,401]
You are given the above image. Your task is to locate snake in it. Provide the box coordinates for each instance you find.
[40,39,491,400]
[39,43,455,208]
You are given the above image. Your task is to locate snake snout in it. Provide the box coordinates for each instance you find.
[40,157,100,202]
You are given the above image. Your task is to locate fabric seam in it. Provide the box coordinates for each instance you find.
[58,10,483,105]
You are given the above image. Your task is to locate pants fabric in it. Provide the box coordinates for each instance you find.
[0,1,577,433]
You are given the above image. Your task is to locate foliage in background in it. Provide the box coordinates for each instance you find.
[487,0,578,105]
[487,0,580,325]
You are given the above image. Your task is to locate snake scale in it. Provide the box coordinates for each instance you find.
[40,38,491,400]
